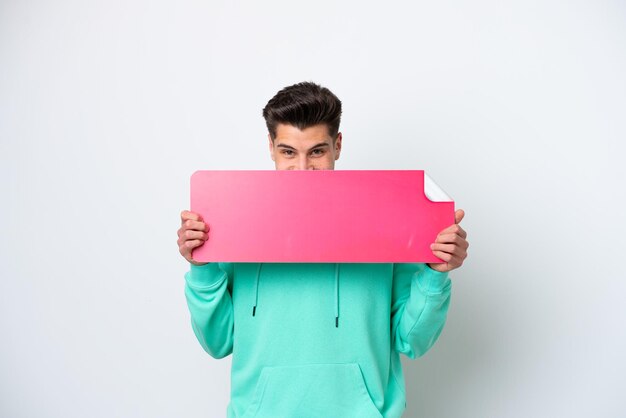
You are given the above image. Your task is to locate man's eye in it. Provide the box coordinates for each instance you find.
[281,150,294,156]
[311,149,324,156]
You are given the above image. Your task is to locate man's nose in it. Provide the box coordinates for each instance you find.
[296,156,309,170]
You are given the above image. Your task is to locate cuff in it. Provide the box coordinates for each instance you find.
[185,263,228,288]
[416,265,451,294]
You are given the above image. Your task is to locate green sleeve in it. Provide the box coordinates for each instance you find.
[391,263,452,359]
[184,262,234,359]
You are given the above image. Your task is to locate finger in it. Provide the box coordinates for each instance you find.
[435,232,467,247]
[457,225,467,239]
[448,253,465,268]
[184,230,209,241]
[455,209,465,224]
[437,223,467,240]
[181,210,203,224]
[182,219,210,232]
[431,242,467,262]
[432,250,453,263]
[436,223,466,239]
[184,239,204,251]
[180,240,205,261]
[430,243,456,254]
[445,224,467,240]
[178,232,208,248]
[432,251,464,268]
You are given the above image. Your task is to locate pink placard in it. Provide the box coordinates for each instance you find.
[190,170,454,263]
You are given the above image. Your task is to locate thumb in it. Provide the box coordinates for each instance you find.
[455,209,465,224]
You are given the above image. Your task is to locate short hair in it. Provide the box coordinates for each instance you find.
[262,81,342,141]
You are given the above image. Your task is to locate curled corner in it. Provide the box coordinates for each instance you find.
[424,173,453,202]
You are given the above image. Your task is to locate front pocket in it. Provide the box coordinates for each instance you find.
[242,363,383,418]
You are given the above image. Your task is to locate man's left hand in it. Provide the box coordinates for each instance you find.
[427,209,469,273]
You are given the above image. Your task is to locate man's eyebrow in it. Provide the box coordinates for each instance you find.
[276,142,329,151]
[308,143,329,151]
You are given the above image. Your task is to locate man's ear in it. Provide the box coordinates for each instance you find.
[334,132,342,160]
[268,134,275,161]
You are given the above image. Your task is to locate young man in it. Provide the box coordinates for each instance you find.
[177,82,469,418]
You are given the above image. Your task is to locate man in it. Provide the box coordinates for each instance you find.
[177,82,469,417]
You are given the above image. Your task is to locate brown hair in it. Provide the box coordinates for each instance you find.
[262,81,342,140]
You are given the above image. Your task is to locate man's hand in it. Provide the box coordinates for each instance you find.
[427,209,469,273]
[178,210,209,266]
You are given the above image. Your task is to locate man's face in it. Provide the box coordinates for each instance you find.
[268,123,342,170]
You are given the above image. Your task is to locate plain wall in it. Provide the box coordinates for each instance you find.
[1,0,624,417]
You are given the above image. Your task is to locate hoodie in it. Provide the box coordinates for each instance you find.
[184,262,451,418]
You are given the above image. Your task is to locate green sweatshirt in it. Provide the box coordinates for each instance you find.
[184,262,451,418]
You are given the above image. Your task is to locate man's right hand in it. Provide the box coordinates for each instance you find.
[178,210,209,266]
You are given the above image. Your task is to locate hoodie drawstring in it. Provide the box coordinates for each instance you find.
[335,263,340,328]
[251,262,340,328]
[252,263,262,316]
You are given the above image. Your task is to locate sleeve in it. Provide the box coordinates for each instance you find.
[184,262,235,359]
[390,263,452,359]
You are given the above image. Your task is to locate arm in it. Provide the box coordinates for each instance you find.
[391,209,469,358]
[184,262,234,359]
[391,263,451,359]
[178,210,234,359]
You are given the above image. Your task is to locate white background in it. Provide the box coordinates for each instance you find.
[1,0,625,417]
